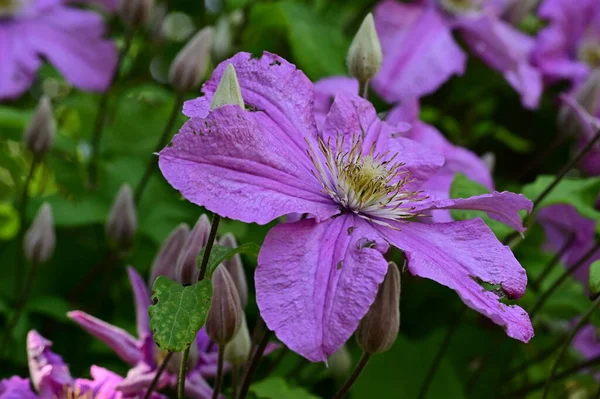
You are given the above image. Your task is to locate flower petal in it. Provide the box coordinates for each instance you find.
[313,77,359,129]
[0,26,42,100]
[573,324,600,360]
[126,267,153,356]
[24,5,117,92]
[256,215,389,362]
[0,376,37,399]
[372,0,466,102]
[159,105,338,224]
[415,191,533,232]
[185,371,215,399]
[457,14,542,109]
[183,52,319,161]
[322,93,444,190]
[27,330,73,397]
[67,311,143,365]
[377,219,533,342]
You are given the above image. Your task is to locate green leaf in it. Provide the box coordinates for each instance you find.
[522,176,600,227]
[0,202,19,240]
[26,296,71,322]
[449,174,514,239]
[197,243,260,279]
[251,377,321,399]
[589,260,600,296]
[149,276,213,352]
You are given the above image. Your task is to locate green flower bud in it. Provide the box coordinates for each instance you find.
[119,0,153,28]
[206,265,243,345]
[24,203,55,265]
[347,13,382,88]
[224,314,251,365]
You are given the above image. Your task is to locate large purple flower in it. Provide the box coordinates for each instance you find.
[68,267,221,399]
[0,330,147,399]
[532,0,600,87]
[372,0,542,109]
[161,52,533,362]
[0,0,117,100]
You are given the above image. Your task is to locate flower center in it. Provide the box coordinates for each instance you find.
[54,386,93,399]
[578,39,600,68]
[0,0,22,17]
[307,135,425,225]
[438,0,482,15]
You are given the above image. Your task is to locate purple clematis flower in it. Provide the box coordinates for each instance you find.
[372,0,542,109]
[532,0,600,87]
[0,0,117,100]
[0,330,149,399]
[314,76,494,222]
[69,267,222,399]
[161,52,534,362]
[573,324,600,366]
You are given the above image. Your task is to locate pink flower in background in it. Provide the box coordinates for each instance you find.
[0,330,147,399]
[372,0,542,109]
[69,267,221,399]
[532,0,600,87]
[0,0,117,100]
[161,52,533,362]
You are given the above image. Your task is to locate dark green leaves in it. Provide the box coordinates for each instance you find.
[589,260,600,296]
[149,276,213,352]
[251,378,321,399]
[197,243,260,278]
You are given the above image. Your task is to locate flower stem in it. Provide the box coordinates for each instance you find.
[530,233,576,293]
[88,28,135,188]
[332,352,371,399]
[0,260,40,355]
[177,346,191,399]
[144,351,174,399]
[232,364,240,399]
[542,295,600,398]
[134,91,185,204]
[212,345,225,399]
[359,80,369,99]
[417,307,467,399]
[505,337,565,381]
[14,158,39,297]
[530,240,600,318]
[237,329,273,399]
[198,214,221,281]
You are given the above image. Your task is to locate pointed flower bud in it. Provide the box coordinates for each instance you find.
[206,265,243,345]
[356,262,400,355]
[168,27,215,93]
[347,13,382,86]
[218,233,248,308]
[210,64,244,110]
[224,314,251,365]
[558,70,600,136]
[149,223,190,285]
[24,203,55,265]
[328,345,352,379]
[174,215,210,284]
[106,184,137,250]
[24,96,55,159]
[119,0,153,28]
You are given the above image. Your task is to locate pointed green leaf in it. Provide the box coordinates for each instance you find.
[149,276,213,352]
[197,242,260,278]
[589,260,600,296]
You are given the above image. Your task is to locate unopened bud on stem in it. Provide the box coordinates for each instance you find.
[168,27,215,93]
[224,314,251,365]
[119,0,153,28]
[24,203,55,265]
[206,265,243,345]
[210,64,244,110]
[106,184,137,251]
[347,13,382,95]
[559,70,600,136]
[218,233,248,308]
[149,223,190,285]
[24,96,54,159]
[356,262,400,354]
[174,215,210,284]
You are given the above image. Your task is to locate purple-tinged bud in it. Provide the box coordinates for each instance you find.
[119,0,153,28]
[23,96,54,159]
[210,64,244,110]
[328,345,352,379]
[168,27,215,93]
[23,203,55,265]
[106,184,137,250]
[347,13,382,87]
[206,265,243,345]
[224,314,251,365]
[559,70,600,136]
[356,262,400,355]
[149,223,190,285]
[503,0,539,25]
[218,233,247,308]
[174,215,210,284]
